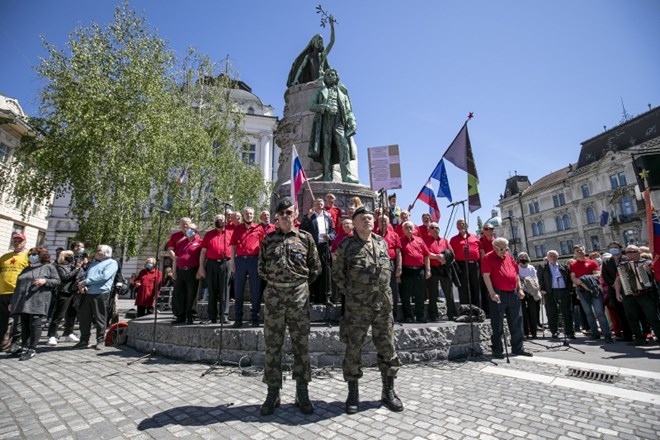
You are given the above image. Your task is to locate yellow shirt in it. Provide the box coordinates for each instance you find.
[0,251,30,295]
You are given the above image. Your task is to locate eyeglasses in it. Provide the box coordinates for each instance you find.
[278,209,294,216]
[494,246,509,252]
[483,227,494,231]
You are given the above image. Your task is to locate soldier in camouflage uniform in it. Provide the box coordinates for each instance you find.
[333,206,404,414]
[257,198,321,416]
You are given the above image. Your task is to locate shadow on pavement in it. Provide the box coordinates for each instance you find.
[136,399,383,429]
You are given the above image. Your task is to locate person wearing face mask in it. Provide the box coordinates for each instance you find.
[132,258,162,317]
[171,224,202,325]
[517,252,540,339]
[198,214,232,324]
[601,242,632,341]
[10,247,60,360]
[46,250,85,346]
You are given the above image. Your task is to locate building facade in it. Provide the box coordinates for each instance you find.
[498,106,660,259]
[0,94,50,252]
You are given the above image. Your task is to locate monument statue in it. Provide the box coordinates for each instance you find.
[308,68,358,183]
[286,12,335,87]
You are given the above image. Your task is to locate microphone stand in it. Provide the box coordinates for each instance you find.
[128,208,168,365]
[203,202,241,376]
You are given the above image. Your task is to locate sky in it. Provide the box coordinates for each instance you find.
[2,0,660,236]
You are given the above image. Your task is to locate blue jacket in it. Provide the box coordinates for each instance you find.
[84,258,119,295]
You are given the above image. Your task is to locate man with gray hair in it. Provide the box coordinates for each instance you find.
[75,245,118,350]
[539,250,574,338]
[482,237,532,358]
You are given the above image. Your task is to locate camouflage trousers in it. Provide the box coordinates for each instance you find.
[262,282,312,389]
[340,285,400,381]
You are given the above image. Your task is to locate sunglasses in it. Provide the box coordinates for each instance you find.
[625,250,639,254]
[483,227,494,231]
[278,209,294,216]
[429,226,439,230]
[494,246,509,252]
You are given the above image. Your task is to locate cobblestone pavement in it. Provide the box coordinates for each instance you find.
[2,337,660,440]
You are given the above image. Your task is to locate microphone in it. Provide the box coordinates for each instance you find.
[377,188,385,195]
[446,199,467,208]
[156,208,170,214]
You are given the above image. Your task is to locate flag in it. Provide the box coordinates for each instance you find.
[176,168,187,185]
[290,145,308,208]
[430,158,453,202]
[442,123,481,212]
[415,178,441,222]
[599,210,609,227]
[642,183,659,255]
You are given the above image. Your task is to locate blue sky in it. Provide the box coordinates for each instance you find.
[2,0,660,235]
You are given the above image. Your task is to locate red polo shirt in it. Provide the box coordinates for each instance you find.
[260,222,277,236]
[166,230,185,249]
[419,224,430,241]
[449,233,482,261]
[201,228,232,260]
[175,235,202,268]
[230,223,264,256]
[382,229,401,260]
[325,205,342,230]
[569,259,600,278]
[480,235,494,255]
[424,236,450,267]
[400,235,430,267]
[481,251,519,291]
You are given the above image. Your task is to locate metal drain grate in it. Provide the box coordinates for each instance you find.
[567,367,618,383]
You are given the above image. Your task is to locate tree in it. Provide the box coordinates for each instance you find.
[0,3,268,257]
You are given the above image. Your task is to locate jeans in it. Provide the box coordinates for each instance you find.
[576,287,611,338]
[233,256,260,322]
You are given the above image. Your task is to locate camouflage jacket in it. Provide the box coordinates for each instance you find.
[333,233,392,292]
[258,228,321,285]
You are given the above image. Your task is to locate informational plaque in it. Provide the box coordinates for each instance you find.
[368,144,402,191]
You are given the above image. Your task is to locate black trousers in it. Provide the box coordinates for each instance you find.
[429,267,458,320]
[310,243,331,304]
[206,259,230,321]
[457,261,480,307]
[400,266,425,321]
[47,293,77,338]
[20,313,42,350]
[0,295,21,347]
[389,259,400,321]
[78,293,109,344]
[173,267,199,320]
[522,295,540,337]
[544,288,574,336]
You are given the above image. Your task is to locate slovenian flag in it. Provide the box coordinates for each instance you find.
[416,178,441,222]
[290,145,308,208]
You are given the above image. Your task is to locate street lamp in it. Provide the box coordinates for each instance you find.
[502,215,518,257]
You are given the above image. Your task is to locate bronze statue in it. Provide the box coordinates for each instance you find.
[286,16,335,87]
[308,68,358,183]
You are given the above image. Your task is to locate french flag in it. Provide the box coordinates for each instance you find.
[417,178,441,222]
[290,145,308,208]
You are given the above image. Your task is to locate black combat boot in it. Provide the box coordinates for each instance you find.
[294,381,314,414]
[345,380,359,414]
[381,375,404,412]
[260,387,280,416]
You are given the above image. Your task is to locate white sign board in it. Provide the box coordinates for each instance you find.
[368,144,402,191]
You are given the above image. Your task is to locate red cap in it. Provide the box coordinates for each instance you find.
[11,233,26,241]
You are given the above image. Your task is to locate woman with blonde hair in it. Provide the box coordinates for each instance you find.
[47,249,85,346]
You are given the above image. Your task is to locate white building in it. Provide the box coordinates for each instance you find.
[498,106,660,259]
[0,94,50,252]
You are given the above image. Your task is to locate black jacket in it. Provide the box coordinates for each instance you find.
[539,262,572,292]
[55,262,83,295]
[602,255,626,288]
[300,210,336,246]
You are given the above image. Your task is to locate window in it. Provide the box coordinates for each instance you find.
[620,195,634,219]
[618,172,627,186]
[537,221,545,235]
[610,175,619,189]
[581,184,590,198]
[36,231,45,247]
[528,201,540,214]
[534,245,545,259]
[241,143,256,165]
[553,195,559,207]
[586,207,596,224]
[623,229,638,246]
[562,214,571,230]
[512,225,519,239]
[560,241,567,256]
[528,202,534,215]
[590,235,600,251]
[559,193,565,205]
[552,193,566,207]
[508,210,513,219]
[531,223,538,236]
[556,216,563,231]
[0,142,11,164]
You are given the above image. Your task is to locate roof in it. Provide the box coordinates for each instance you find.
[522,164,574,196]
